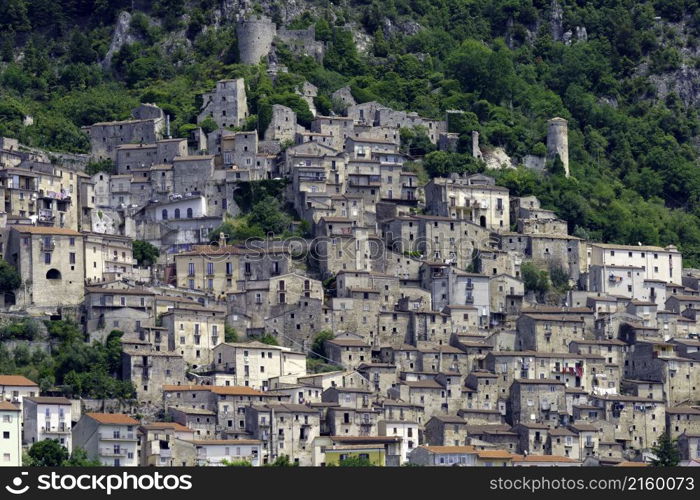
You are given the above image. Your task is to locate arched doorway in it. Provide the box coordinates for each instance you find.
[46,269,62,280]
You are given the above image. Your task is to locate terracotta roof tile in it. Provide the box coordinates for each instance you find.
[85,412,138,425]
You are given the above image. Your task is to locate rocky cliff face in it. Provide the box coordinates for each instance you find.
[102,11,135,69]
[650,66,700,107]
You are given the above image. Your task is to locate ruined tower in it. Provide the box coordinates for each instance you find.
[236,16,276,65]
[546,117,569,177]
[472,131,483,160]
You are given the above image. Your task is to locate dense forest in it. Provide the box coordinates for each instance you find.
[2,0,700,264]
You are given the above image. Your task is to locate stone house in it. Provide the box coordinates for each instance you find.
[245,403,321,465]
[424,415,468,446]
[589,394,665,451]
[666,406,700,439]
[425,174,510,231]
[84,286,155,342]
[508,379,566,427]
[489,273,525,326]
[421,263,490,325]
[321,386,374,410]
[22,396,72,452]
[389,379,449,421]
[546,427,579,459]
[511,423,550,454]
[6,226,85,312]
[464,371,500,411]
[198,79,249,129]
[324,336,371,370]
[589,243,682,285]
[138,422,195,466]
[72,413,139,466]
[174,244,291,299]
[326,406,380,437]
[122,349,186,404]
[84,117,162,161]
[357,363,397,395]
[627,340,700,405]
[168,407,216,438]
[84,232,136,284]
[516,314,587,353]
[211,341,306,391]
[173,438,262,466]
[0,375,39,411]
[264,105,297,142]
[162,304,226,369]
[678,432,700,461]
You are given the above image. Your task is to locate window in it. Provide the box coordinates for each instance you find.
[44,253,51,264]
[162,209,168,220]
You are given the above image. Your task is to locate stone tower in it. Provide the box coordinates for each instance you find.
[236,16,276,65]
[546,117,569,177]
[472,131,483,160]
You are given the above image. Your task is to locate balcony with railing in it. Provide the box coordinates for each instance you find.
[39,189,71,201]
[330,226,353,236]
[42,424,70,434]
[348,175,381,187]
[298,173,327,182]
[99,432,135,441]
[41,239,56,251]
[100,448,127,457]
[38,208,55,223]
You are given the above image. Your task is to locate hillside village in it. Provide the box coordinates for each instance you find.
[1,15,700,468]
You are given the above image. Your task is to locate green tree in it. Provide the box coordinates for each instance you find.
[255,333,278,346]
[311,330,334,359]
[249,196,291,236]
[45,319,82,343]
[27,439,69,466]
[549,265,571,292]
[651,431,681,466]
[85,159,115,175]
[133,240,160,267]
[63,447,102,466]
[521,262,550,301]
[373,29,389,57]
[199,115,218,134]
[221,458,252,466]
[338,456,376,466]
[0,259,21,294]
[548,155,566,176]
[224,324,238,343]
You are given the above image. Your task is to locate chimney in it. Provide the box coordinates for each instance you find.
[219,231,226,247]
[166,114,171,139]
